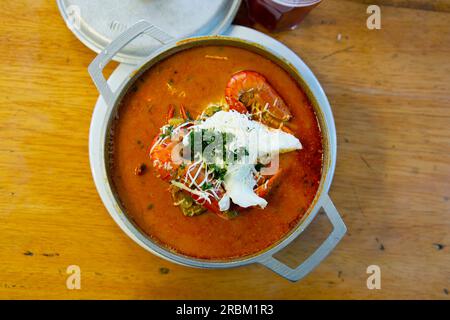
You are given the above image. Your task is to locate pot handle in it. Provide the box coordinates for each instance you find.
[88,20,174,107]
[259,194,346,282]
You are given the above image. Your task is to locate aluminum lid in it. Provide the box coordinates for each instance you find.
[57,0,241,64]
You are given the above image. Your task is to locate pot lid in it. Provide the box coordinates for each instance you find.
[57,0,241,64]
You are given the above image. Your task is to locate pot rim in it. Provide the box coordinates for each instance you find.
[89,25,338,269]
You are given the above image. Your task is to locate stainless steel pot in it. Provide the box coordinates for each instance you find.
[88,21,346,282]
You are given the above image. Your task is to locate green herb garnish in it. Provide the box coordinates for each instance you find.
[159,125,174,139]
[201,182,213,191]
[208,164,227,181]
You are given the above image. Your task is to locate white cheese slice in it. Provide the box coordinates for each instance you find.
[183,110,302,210]
[218,193,230,211]
[223,164,268,209]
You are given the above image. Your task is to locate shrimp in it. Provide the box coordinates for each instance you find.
[225,71,292,128]
[149,105,233,219]
[225,71,293,200]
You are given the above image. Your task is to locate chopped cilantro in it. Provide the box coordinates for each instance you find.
[160,125,174,138]
[201,182,213,191]
[208,164,227,181]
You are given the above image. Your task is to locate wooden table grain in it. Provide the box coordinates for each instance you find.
[0,0,449,299]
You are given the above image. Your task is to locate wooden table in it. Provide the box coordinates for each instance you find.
[0,0,449,299]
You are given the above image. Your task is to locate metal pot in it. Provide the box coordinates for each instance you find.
[88,21,346,282]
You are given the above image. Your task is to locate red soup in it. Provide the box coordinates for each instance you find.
[109,45,323,259]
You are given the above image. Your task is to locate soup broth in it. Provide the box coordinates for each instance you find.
[110,45,323,259]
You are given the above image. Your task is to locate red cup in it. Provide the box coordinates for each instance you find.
[245,0,322,32]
